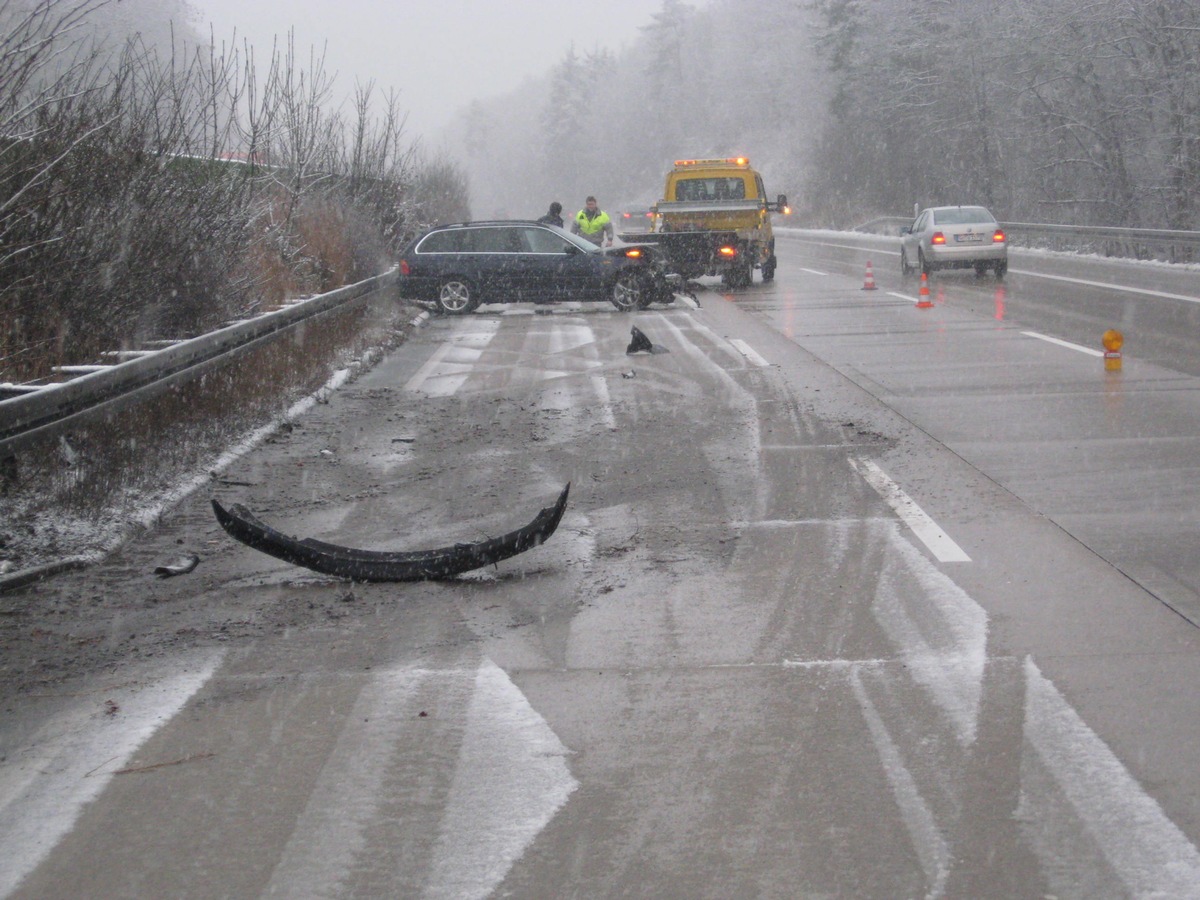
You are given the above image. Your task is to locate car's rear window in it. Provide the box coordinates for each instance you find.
[675,178,747,202]
[933,208,995,225]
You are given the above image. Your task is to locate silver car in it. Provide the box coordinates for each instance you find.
[900,206,1007,278]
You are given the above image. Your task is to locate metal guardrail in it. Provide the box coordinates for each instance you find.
[0,270,397,456]
[853,217,1200,263]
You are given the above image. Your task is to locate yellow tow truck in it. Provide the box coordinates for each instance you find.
[620,157,788,287]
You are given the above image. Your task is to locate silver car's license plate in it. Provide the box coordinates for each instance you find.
[955,233,983,243]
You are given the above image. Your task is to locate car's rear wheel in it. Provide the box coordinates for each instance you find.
[918,250,933,277]
[437,278,476,315]
[610,270,644,312]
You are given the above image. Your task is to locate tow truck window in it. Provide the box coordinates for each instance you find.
[675,178,746,202]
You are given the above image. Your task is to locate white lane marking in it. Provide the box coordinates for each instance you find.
[404,321,501,395]
[1022,330,1104,357]
[427,658,578,900]
[590,374,617,430]
[728,338,770,367]
[873,521,986,746]
[0,650,225,897]
[887,291,915,302]
[798,267,828,276]
[263,663,442,899]
[1021,657,1200,896]
[849,458,970,562]
[851,667,950,898]
[1011,268,1200,305]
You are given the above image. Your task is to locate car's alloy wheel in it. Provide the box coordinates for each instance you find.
[611,270,643,312]
[437,278,475,315]
[918,250,932,277]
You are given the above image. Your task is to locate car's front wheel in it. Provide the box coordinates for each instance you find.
[436,278,476,315]
[610,270,645,312]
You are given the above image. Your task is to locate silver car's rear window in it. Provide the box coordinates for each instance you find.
[933,208,995,226]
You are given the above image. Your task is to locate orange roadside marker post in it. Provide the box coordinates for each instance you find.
[862,260,877,291]
[916,272,933,308]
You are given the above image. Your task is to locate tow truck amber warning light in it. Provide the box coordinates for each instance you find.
[1102,329,1123,371]
[718,245,738,257]
[624,248,643,258]
[673,157,750,167]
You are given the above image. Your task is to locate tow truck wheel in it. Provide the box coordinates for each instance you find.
[437,277,477,315]
[762,255,776,282]
[610,270,643,312]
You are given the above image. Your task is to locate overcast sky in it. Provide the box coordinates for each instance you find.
[188,0,662,140]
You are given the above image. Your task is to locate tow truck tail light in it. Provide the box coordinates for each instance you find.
[400,259,412,275]
[993,229,1006,243]
[718,245,738,258]
[931,231,946,245]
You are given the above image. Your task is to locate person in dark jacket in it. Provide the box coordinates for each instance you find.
[537,202,564,228]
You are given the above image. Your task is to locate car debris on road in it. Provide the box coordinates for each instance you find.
[210,484,570,582]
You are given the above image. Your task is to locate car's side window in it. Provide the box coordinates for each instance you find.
[521,227,571,254]
[471,227,522,253]
[417,229,467,253]
[913,212,928,232]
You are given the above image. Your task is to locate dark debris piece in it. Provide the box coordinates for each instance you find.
[154,553,200,578]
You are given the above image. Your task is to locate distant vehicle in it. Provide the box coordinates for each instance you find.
[900,206,1007,278]
[397,220,678,315]
[621,157,787,287]
[617,207,656,233]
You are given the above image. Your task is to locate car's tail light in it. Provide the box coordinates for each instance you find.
[624,248,643,258]
[400,259,412,275]
[931,232,946,245]
[718,245,738,258]
[623,212,632,219]
[993,229,1006,243]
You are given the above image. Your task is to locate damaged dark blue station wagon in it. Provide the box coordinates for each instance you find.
[397,221,677,314]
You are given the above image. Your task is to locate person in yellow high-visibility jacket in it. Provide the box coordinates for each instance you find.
[571,196,614,247]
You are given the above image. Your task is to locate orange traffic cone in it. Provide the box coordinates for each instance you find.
[862,260,877,291]
[916,272,933,308]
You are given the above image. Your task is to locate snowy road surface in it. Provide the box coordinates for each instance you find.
[4,243,1200,897]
